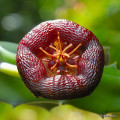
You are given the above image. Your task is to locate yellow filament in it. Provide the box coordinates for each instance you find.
[68,43,82,56]
[62,43,73,53]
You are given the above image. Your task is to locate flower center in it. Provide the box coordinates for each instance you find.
[39,32,82,72]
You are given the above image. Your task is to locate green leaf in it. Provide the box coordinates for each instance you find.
[0,62,19,77]
[0,41,17,64]
[0,41,18,53]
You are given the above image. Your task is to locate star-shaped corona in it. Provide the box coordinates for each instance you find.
[39,32,82,72]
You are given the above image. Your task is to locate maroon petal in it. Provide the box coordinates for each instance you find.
[16,19,104,100]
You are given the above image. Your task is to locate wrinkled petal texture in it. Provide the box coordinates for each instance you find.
[16,19,104,100]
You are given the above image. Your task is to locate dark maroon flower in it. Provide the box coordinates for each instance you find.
[16,19,104,100]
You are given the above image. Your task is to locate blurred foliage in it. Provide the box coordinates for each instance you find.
[0,0,120,119]
[0,103,115,120]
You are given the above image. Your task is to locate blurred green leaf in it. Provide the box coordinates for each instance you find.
[0,103,50,120]
[50,104,102,120]
[0,62,19,77]
[0,41,18,53]
[0,41,17,64]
